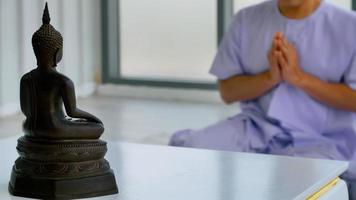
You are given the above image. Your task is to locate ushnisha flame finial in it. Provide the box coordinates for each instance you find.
[42,2,50,25]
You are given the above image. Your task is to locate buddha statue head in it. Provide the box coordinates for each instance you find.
[32,3,63,68]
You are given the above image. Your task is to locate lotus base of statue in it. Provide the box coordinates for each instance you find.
[9,136,118,199]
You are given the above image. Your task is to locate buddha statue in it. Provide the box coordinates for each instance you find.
[9,3,118,199]
[21,3,103,140]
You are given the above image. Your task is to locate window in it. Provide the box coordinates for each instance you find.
[326,0,352,10]
[234,0,265,13]
[120,0,217,83]
[102,0,232,89]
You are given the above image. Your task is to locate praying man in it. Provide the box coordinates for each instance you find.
[169,0,356,198]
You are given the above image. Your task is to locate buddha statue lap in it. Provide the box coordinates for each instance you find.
[8,3,118,199]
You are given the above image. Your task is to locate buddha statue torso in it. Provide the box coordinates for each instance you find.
[22,69,66,135]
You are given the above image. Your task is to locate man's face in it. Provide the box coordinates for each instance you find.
[278,0,307,7]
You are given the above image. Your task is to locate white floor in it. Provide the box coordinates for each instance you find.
[0,95,238,145]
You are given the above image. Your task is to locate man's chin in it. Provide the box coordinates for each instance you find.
[278,0,305,7]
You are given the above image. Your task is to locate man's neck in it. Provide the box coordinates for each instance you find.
[278,0,321,19]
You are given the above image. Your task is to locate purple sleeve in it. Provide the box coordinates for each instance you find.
[343,51,356,90]
[209,11,245,80]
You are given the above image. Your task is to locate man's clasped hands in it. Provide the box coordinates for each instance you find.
[267,32,308,87]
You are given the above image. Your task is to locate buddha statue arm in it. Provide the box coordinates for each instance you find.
[20,76,31,117]
[61,78,102,124]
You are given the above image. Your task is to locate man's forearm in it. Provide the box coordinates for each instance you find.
[298,73,356,112]
[219,71,278,104]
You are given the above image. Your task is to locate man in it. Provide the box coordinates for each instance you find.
[170,0,356,198]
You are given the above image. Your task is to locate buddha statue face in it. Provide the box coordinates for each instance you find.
[32,3,63,68]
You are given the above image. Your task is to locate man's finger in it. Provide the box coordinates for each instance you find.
[272,38,279,50]
[278,35,289,50]
[277,51,288,67]
[270,52,278,67]
[278,40,291,63]
[272,32,284,49]
[272,33,280,47]
[274,51,283,69]
[275,32,283,39]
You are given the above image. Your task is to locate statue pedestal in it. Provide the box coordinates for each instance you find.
[9,136,118,199]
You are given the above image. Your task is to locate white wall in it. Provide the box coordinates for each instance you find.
[0,0,102,117]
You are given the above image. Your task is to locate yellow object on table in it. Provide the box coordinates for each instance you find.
[307,177,340,200]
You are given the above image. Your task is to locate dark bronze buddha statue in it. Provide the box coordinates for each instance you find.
[9,3,118,199]
[21,3,103,140]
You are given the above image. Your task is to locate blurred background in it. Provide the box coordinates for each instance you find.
[0,0,353,144]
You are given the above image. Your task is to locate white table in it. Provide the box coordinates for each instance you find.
[0,136,349,200]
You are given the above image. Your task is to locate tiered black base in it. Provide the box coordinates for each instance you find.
[9,170,117,199]
[9,136,118,199]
